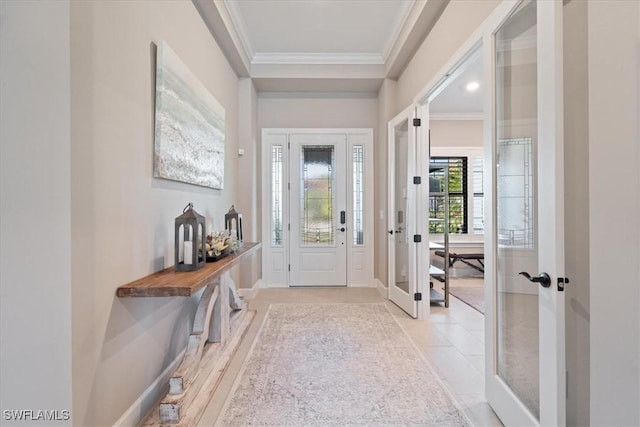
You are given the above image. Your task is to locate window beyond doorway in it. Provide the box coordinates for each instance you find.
[429,156,468,234]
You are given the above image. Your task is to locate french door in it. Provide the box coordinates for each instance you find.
[388,107,421,317]
[484,1,566,425]
[261,129,374,288]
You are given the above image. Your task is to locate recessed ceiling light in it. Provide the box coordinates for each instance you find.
[466,81,480,92]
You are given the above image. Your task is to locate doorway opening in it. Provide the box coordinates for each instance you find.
[426,46,486,316]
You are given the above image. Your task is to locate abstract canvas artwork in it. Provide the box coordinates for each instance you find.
[153,41,225,189]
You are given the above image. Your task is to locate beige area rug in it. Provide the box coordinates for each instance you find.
[217,303,470,426]
[448,287,485,314]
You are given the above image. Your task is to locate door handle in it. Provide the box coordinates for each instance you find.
[337,227,345,232]
[340,211,346,225]
[519,272,551,288]
[388,230,394,235]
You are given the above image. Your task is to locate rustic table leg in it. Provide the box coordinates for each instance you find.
[160,279,220,423]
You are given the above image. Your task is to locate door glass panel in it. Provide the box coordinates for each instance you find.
[353,145,364,245]
[495,0,539,420]
[271,145,284,246]
[394,121,409,293]
[300,145,335,246]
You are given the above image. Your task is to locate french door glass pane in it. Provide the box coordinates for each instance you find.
[271,145,283,246]
[300,146,335,245]
[394,122,409,293]
[495,0,540,420]
[353,145,364,245]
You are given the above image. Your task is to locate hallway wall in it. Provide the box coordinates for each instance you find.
[0,1,72,424]
[588,1,640,424]
[70,1,240,425]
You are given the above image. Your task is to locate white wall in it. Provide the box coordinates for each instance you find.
[0,1,72,424]
[70,1,240,425]
[258,94,378,129]
[430,120,483,148]
[588,1,640,425]
[238,78,261,288]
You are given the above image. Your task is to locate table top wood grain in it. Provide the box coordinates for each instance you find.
[116,242,261,298]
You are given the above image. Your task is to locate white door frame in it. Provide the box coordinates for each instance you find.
[410,0,566,424]
[261,128,374,288]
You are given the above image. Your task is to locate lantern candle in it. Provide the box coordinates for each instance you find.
[174,202,206,271]
[184,241,193,265]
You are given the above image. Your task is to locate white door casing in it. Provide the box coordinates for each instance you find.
[261,129,374,288]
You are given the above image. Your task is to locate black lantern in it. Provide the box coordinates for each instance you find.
[225,205,243,242]
[174,203,206,271]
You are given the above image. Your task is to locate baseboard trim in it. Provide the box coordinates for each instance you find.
[114,349,186,427]
[375,278,388,298]
[238,279,262,299]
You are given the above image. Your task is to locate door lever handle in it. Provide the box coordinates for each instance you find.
[519,272,551,288]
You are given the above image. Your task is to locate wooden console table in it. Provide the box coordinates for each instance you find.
[117,242,261,426]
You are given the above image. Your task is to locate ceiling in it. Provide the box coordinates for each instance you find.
[227,0,413,64]
[193,0,482,113]
[430,50,483,117]
[194,0,450,92]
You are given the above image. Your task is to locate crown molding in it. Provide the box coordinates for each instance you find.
[381,0,416,62]
[252,52,385,65]
[385,0,450,79]
[192,0,251,76]
[222,0,255,60]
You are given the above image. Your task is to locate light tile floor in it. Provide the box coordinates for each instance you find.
[198,280,503,426]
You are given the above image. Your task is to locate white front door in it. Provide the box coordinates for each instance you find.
[484,1,566,425]
[388,107,419,317]
[289,133,347,286]
[261,129,374,288]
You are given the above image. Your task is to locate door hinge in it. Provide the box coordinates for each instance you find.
[288,223,290,231]
[288,264,290,272]
[558,277,570,292]
[288,141,290,149]
[413,118,421,127]
[288,182,290,190]
[414,292,422,301]
[413,234,422,243]
[413,176,421,184]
